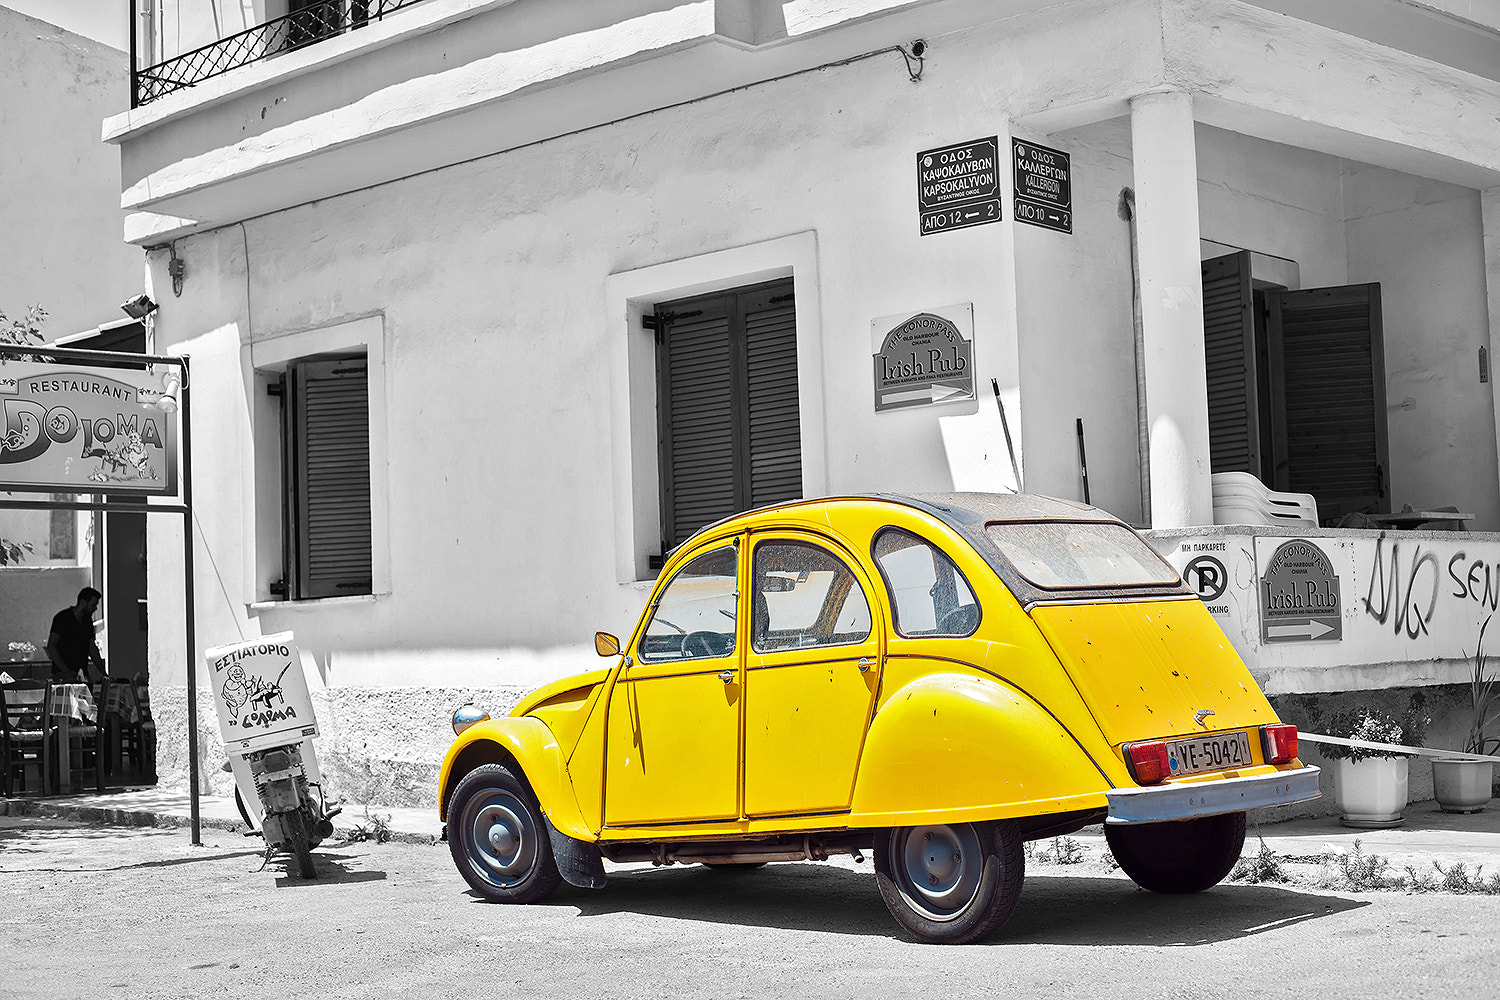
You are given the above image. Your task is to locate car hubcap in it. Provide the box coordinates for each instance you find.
[894,824,983,921]
[462,788,538,888]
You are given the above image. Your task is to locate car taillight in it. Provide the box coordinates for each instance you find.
[1261,723,1298,764]
[1125,740,1170,785]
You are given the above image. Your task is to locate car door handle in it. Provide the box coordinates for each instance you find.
[718,669,736,684]
[858,658,874,672]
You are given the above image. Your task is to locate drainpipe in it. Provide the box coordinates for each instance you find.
[1118,186,1151,526]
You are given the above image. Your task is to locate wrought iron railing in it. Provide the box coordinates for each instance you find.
[132,0,429,108]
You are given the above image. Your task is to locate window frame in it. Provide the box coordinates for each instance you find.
[749,537,873,654]
[871,527,982,639]
[247,314,389,607]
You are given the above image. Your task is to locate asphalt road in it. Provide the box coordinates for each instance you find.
[4,814,1498,1000]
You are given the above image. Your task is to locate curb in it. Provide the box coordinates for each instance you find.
[0,797,439,846]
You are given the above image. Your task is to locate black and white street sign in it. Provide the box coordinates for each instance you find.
[1012,138,1072,233]
[917,137,1001,236]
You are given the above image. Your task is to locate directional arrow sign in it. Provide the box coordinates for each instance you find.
[1266,620,1338,641]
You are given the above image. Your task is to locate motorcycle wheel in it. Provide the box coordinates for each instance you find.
[283,808,318,879]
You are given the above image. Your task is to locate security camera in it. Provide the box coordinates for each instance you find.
[120,293,158,319]
[910,39,926,57]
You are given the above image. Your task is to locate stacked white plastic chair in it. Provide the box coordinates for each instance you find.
[1211,471,1319,527]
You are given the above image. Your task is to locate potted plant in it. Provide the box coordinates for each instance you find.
[1322,705,1426,828]
[1432,615,1497,813]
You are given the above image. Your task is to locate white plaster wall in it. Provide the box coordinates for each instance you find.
[1344,165,1499,530]
[0,8,140,338]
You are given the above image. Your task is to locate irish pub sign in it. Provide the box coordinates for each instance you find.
[0,359,178,494]
[872,305,976,411]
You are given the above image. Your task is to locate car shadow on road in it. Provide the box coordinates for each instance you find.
[540,865,1367,944]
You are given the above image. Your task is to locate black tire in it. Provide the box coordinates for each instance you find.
[448,763,562,904]
[703,861,768,871]
[1105,811,1247,893]
[873,820,1025,944]
[283,808,317,879]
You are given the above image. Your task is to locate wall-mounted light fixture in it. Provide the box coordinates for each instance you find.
[121,293,158,319]
[139,367,185,413]
[168,245,186,297]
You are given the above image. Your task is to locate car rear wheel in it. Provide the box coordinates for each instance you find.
[1105,810,1247,893]
[448,763,562,904]
[873,820,1024,944]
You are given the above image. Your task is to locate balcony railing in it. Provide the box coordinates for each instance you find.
[131,0,429,108]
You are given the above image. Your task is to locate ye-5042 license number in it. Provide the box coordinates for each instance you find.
[1165,732,1252,776]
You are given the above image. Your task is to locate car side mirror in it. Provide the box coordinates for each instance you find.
[595,632,621,657]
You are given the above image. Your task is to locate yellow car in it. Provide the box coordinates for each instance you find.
[439,493,1319,943]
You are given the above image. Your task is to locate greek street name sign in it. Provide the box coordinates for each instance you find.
[917,137,1001,236]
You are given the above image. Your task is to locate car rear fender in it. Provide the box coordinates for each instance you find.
[438,716,592,841]
[850,672,1111,825]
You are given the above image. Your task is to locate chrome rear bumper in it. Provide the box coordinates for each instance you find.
[1105,765,1321,825]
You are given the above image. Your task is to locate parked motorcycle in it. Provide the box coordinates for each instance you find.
[207,632,336,878]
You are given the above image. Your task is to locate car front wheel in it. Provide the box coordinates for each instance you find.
[1104,810,1247,893]
[448,763,562,903]
[873,820,1024,944]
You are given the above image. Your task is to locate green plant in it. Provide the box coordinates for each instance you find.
[1464,614,1499,756]
[1028,836,1085,865]
[0,305,47,566]
[1231,840,1289,884]
[1315,839,1391,891]
[1320,704,1428,762]
[340,806,393,844]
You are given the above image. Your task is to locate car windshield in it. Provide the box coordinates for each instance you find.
[984,521,1178,589]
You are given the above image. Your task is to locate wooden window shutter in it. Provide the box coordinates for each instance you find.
[291,356,372,597]
[658,299,738,550]
[1267,283,1388,519]
[1201,251,1260,475]
[655,278,800,551]
[743,285,802,508]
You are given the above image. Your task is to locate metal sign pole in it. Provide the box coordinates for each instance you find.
[179,362,200,845]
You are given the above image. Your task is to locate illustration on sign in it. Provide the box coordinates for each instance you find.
[1259,539,1342,643]
[872,306,975,411]
[1011,139,1072,234]
[0,360,178,494]
[206,632,320,755]
[917,137,1001,236]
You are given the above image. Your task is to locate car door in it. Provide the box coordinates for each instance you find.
[742,532,884,817]
[604,539,743,826]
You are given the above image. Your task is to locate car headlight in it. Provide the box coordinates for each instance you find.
[452,703,490,736]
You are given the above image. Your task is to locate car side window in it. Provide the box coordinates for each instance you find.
[873,528,981,637]
[751,541,872,653]
[639,545,738,662]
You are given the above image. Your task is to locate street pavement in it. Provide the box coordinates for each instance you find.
[6,783,1500,873]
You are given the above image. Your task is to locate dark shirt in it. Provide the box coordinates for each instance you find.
[49,608,98,680]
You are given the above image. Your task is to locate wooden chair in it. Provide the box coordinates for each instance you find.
[61,683,104,794]
[102,678,153,782]
[1,681,55,797]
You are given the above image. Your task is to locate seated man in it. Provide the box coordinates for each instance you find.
[46,586,107,686]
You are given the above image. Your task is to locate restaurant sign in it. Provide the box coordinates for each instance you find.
[206,632,319,756]
[1258,538,1343,643]
[0,359,177,494]
[872,305,975,411]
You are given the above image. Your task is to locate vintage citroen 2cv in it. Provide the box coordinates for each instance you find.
[438,493,1319,943]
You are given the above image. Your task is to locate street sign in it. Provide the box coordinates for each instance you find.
[1259,538,1342,643]
[917,137,1001,236]
[1012,138,1072,233]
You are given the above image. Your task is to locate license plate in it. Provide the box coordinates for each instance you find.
[1165,731,1253,776]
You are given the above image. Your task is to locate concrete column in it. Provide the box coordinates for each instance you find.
[1486,189,1500,504]
[1130,89,1212,528]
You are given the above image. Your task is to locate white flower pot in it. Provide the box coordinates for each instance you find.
[1334,756,1409,828]
[1431,757,1494,814]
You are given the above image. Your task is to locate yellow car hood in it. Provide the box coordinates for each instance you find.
[1029,598,1276,747]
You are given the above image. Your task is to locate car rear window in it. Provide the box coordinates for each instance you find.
[983,521,1178,589]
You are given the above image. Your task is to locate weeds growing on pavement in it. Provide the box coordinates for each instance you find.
[1231,839,1289,883]
[1403,861,1500,895]
[341,806,394,844]
[1315,839,1391,891]
[1026,836,1086,865]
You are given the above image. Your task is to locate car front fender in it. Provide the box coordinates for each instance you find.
[438,716,592,841]
[849,672,1111,826]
